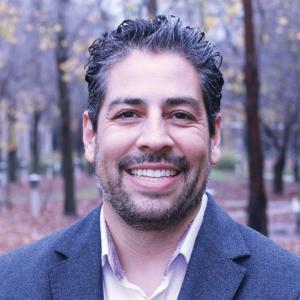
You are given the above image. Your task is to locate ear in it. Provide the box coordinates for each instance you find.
[82,111,96,163]
[210,114,222,165]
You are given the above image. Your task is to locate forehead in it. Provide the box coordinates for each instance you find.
[103,50,203,108]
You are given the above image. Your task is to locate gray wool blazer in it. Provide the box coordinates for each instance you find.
[1,194,300,299]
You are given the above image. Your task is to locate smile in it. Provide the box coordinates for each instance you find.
[124,165,182,191]
[129,169,178,179]
[128,168,179,181]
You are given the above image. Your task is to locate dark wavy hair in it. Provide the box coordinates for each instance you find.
[85,15,223,136]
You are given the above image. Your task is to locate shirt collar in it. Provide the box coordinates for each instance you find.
[100,207,124,279]
[175,193,207,263]
[100,193,208,278]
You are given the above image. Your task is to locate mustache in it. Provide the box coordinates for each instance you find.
[119,153,190,172]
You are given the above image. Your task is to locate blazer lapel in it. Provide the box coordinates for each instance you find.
[47,196,250,299]
[49,206,104,300]
[178,195,251,300]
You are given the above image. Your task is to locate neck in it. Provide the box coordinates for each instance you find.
[103,201,201,296]
[103,200,200,255]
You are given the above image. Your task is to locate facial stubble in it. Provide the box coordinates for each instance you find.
[95,145,211,231]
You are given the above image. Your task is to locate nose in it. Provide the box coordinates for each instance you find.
[136,117,174,153]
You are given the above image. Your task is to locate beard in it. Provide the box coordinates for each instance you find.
[95,151,210,231]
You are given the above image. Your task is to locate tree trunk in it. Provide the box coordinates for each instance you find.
[293,158,299,183]
[292,134,300,182]
[242,0,268,235]
[273,152,285,194]
[56,0,76,216]
[31,110,41,174]
[7,149,17,183]
[7,109,17,183]
[146,0,157,17]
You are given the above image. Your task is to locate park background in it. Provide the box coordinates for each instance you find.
[0,0,299,255]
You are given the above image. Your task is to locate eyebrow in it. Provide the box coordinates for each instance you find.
[165,97,202,114]
[106,96,202,114]
[107,98,145,112]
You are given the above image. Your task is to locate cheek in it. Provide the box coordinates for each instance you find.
[170,128,209,162]
[97,127,138,161]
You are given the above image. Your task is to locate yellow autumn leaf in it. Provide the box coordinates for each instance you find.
[62,73,71,82]
[205,16,218,30]
[59,58,79,72]
[235,34,244,47]
[126,2,134,10]
[262,33,269,44]
[223,67,235,79]
[87,37,96,46]
[236,73,244,83]
[85,11,99,24]
[227,82,244,94]
[227,2,242,17]
[74,65,85,81]
[7,36,17,44]
[40,37,52,50]
[53,23,62,33]
[73,41,85,54]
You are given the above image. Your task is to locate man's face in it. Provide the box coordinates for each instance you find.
[83,50,221,230]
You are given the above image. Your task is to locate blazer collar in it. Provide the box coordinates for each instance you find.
[49,206,104,300]
[178,194,251,300]
[48,195,250,300]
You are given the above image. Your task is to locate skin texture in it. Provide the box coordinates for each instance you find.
[83,50,221,229]
[83,50,221,231]
[82,50,221,294]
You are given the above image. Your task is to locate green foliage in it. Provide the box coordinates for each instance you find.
[210,169,236,182]
[215,153,235,171]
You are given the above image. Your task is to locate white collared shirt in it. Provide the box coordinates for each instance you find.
[100,194,208,300]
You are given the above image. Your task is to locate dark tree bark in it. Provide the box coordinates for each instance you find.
[273,151,285,194]
[29,0,43,176]
[146,0,157,17]
[294,158,299,183]
[292,132,300,183]
[30,110,41,174]
[56,0,76,216]
[7,108,17,183]
[262,108,296,194]
[7,149,17,183]
[242,0,268,235]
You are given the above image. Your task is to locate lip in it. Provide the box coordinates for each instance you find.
[123,164,182,192]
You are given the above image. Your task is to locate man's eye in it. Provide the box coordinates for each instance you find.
[118,111,138,119]
[172,112,193,120]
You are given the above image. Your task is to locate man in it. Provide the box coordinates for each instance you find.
[0,15,299,299]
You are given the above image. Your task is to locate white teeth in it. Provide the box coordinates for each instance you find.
[147,169,155,177]
[129,169,177,178]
